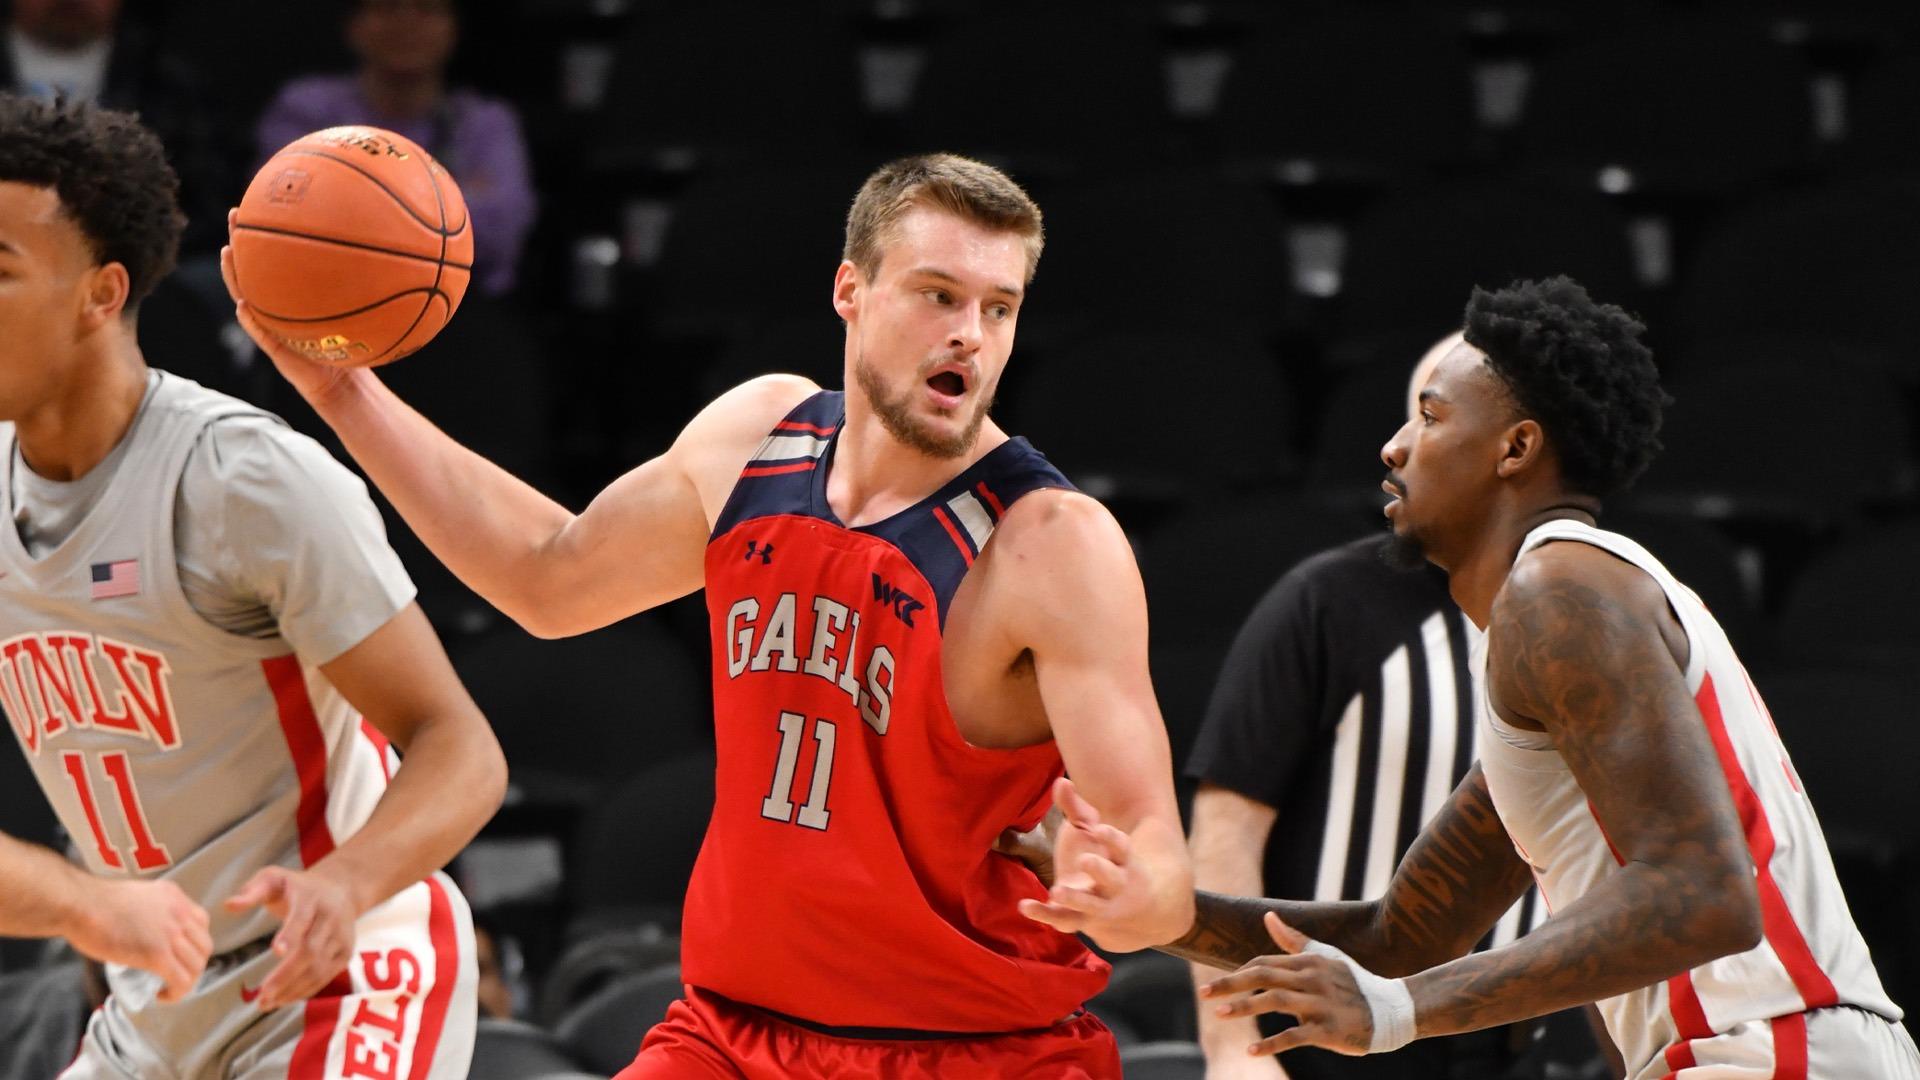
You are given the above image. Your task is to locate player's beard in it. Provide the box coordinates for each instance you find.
[1380,525,1431,571]
[854,351,994,460]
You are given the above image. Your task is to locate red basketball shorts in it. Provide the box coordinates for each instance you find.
[613,986,1121,1079]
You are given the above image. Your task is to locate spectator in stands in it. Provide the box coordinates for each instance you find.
[0,0,233,257]
[472,910,518,1020]
[256,0,536,297]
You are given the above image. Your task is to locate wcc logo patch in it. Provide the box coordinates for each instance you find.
[870,573,925,628]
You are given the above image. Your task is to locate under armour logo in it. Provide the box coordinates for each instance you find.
[744,541,774,565]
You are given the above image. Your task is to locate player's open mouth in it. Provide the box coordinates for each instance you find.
[927,371,966,396]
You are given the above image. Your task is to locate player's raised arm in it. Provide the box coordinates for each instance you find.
[994,491,1193,953]
[220,243,811,637]
[0,831,211,1003]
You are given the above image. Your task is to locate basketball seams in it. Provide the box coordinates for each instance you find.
[381,291,441,365]
[266,149,458,237]
[231,224,474,271]
[250,288,446,324]
[418,147,448,298]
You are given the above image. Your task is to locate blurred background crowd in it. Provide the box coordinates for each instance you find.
[0,0,1917,1076]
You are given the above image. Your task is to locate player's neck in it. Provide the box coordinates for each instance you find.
[1450,500,1600,627]
[359,68,444,121]
[15,339,148,483]
[828,404,1006,528]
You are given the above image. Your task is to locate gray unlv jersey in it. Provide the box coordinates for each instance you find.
[0,373,409,956]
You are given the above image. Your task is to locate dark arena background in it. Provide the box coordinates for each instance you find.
[0,1,1916,1076]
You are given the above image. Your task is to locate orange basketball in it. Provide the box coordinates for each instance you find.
[230,126,472,368]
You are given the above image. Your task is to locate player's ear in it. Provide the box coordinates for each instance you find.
[832,260,863,324]
[79,261,131,330]
[1495,417,1547,480]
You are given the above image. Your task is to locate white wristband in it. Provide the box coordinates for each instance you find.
[1303,939,1417,1053]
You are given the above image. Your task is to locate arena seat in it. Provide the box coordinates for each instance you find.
[1773,519,1920,673]
[1007,328,1294,510]
[703,315,848,403]
[1671,335,1915,390]
[589,1,862,171]
[1633,364,1915,528]
[454,619,709,801]
[568,749,715,929]
[384,296,553,478]
[1117,1039,1208,1079]
[1334,180,1638,344]
[1675,180,1920,368]
[1515,20,1814,193]
[1829,51,1920,174]
[1019,171,1290,345]
[469,1018,583,1080]
[903,11,1168,171]
[1210,13,1477,184]
[554,964,686,1076]
[644,164,872,344]
[538,926,683,1028]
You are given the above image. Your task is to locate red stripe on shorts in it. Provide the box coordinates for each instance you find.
[1771,1012,1809,1080]
[291,973,355,1077]
[407,876,462,1078]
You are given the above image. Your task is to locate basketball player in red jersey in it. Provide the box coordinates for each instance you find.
[225,154,1194,1077]
[1022,278,1917,1078]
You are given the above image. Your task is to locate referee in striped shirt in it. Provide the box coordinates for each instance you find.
[1183,335,1580,1080]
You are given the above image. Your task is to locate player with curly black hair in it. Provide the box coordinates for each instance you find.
[0,93,505,1077]
[1464,275,1667,499]
[1022,277,1917,1077]
[0,91,185,308]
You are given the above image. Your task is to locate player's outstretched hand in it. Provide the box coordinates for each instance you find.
[69,879,212,1003]
[220,211,360,409]
[1015,777,1169,953]
[1199,911,1413,1059]
[224,866,358,1012]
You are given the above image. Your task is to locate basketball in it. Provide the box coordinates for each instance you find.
[229,126,472,368]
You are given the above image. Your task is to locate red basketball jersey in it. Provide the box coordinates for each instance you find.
[681,391,1109,1032]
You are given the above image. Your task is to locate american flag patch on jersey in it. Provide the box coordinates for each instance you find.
[90,559,140,600]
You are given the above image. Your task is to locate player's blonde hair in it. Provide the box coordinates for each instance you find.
[843,153,1044,285]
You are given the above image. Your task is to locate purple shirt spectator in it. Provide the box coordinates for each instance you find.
[257,75,536,296]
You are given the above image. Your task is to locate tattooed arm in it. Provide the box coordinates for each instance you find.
[1199,543,1764,1056]
[1391,544,1762,1037]
[1159,763,1532,976]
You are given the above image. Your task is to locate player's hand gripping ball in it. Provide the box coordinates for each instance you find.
[229,126,472,368]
